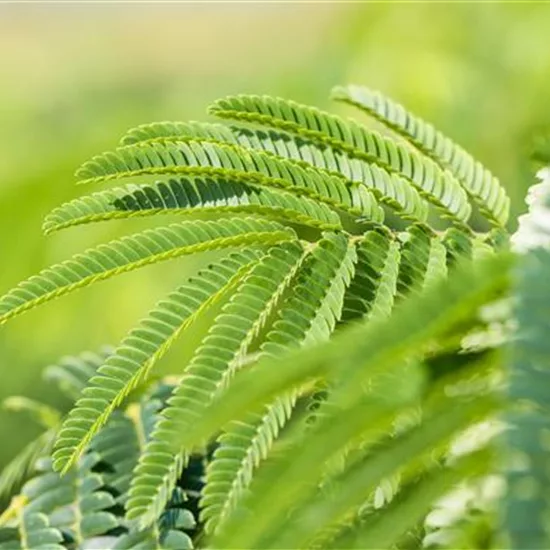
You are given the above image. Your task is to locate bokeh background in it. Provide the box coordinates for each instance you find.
[1,2,550,468]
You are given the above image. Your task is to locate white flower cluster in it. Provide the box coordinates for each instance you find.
[511,167,550,252]
[423,474,504,548]
[422,168,550,547]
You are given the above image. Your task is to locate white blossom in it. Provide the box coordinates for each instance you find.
[511,167,550,252]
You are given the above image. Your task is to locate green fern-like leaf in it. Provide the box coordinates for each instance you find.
[19,454,118,546]
[209,95,472,224]
[0,83,518,549]
[120,120,234,147]
[120,120,429,224]
[0,217,293,325]
[340,227,400,322]
[200,233,357,533]
[126,242,305,527]
[229,127,430,223]
[90,396,197,549]
[168,253,511,481]
[0,507,64,550]
[107,487,195,550]
[43,177,342,235]
[89,399,162,504]
[331,85,510,227]
[443,226,495,267]
[396,224,448,298]
[52,250,260,474]
[75,140,384,222]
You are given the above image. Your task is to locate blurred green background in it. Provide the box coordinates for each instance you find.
[1,2,549,468]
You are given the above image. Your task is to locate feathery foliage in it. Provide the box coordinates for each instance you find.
[52,250,261,475]
[331,85,509,227]
[4,82,548,549]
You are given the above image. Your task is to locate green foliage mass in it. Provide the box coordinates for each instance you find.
[0,83,547,549]
[4,2,550,477]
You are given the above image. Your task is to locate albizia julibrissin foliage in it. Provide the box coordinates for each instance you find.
[1,84,548,550]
